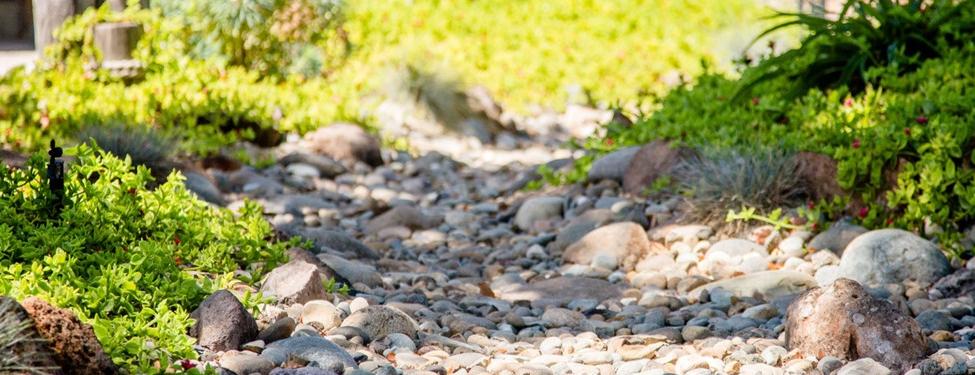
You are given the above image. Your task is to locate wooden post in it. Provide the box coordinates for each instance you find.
[93,22,141,61]
[31,0,74,52]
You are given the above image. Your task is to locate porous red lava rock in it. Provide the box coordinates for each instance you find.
[785,278,927,372]
[20,297,118,375]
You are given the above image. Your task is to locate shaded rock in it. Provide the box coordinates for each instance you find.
[219,352,274,375]
[365,206,442,235]
[183,170,226,206]
[279,152,347,178]
[513,196,564,231]
[915,310,955,332]
[303,123,383,167]
[226,168,285,197]
[260,336,356,372]
[808,221,867,255]
[317,253,384,288]
[563,222,652,271]
[497,277,622,309]
[260,260,328,304]
[0,297,60,373]
[258,317,297,344]
[20,297,118,375]
[691,270,816,301]
[622,140,690,196]
[837,229,950,288]
[794,152,844,201]
[189,290,259,352]
[341,305,418,340]
[550,209,614,252]
[588,146,639,182]
[929,268,975,300]
[300,228,380,259]
[785,278,927,372]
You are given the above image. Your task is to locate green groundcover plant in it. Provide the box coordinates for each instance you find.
[585,0,975,256]
[0,144,290,371]
[0,0,772,157]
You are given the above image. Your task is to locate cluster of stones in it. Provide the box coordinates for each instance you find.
[166,126,975,375]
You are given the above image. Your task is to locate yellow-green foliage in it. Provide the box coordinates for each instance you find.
[338,0,771,111]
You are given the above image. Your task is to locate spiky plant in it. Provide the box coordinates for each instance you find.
[75,124,176,173]
[0,298,57,375]
[675,148,805,232]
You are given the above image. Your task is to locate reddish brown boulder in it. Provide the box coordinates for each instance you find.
[785,278,927,372]
[302,123,383,167]
[20,297,118,375]
[622,141,690,196]
[794,152,844,200]
[0,297,60,374]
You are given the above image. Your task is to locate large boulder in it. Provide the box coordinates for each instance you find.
[260,260,328,304]
[340,305,419,340]
[260,336,357,372]
[189,290,258,352]
[690,270,817,302]
[20,297,118,375]
[785,278,927,372]
[513,196,564,231]
[562,222,652,271]
[622,141,689,196]
[587,146,640,182]
[837,229,950,288]
[302,123,383,167]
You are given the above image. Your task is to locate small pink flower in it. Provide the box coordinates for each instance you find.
[858,206,869,218]
[852,139,861,149]
[751,97,760,106]
[904,128,911,136]
[843,98,854,107]
[180,360,196,370]
[916,116,928,124]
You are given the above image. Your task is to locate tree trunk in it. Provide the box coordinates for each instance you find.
[93,22,141,61]
[32,0,74,52]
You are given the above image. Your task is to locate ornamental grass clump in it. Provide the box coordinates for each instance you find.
[676,148,805,231]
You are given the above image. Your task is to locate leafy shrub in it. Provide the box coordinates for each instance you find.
[162,0,346,77]
[0,145,289,371]
[738,0,975,99]
[675,148,804,229]
[589,27,975,255]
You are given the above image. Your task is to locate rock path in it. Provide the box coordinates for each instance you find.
[183,125,975,375]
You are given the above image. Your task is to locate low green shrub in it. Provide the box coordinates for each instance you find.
[590,36,975,255]
[739,0,975,99]
[0,144,290,371]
